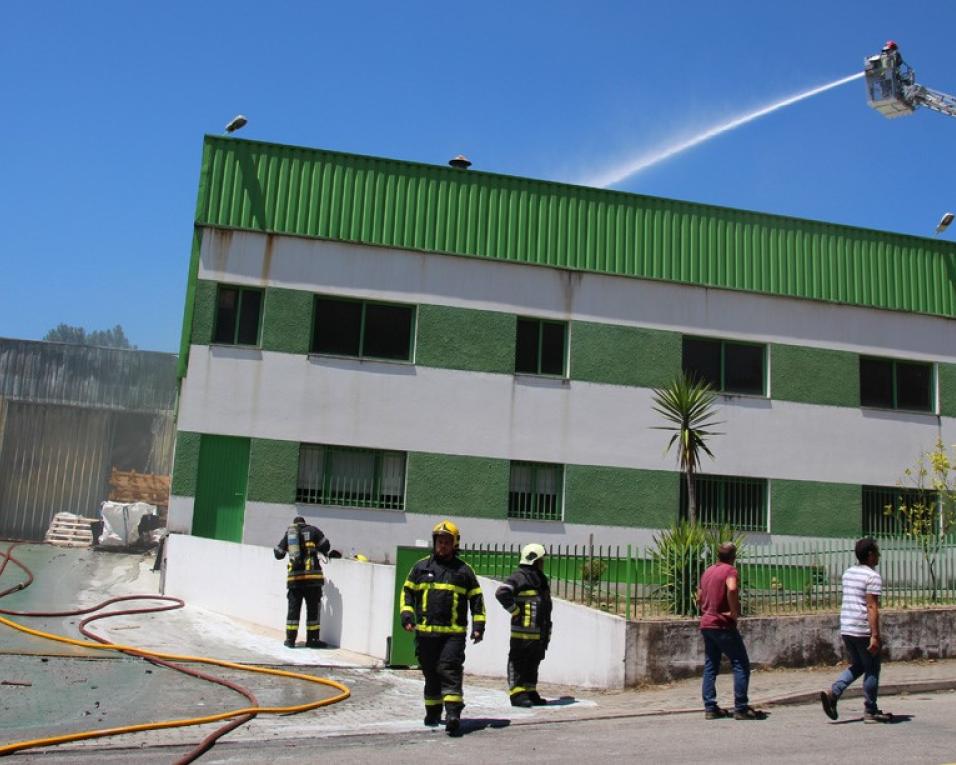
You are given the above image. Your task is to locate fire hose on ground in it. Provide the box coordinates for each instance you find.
[0,542,350,761]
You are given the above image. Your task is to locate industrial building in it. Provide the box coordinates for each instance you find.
[0,338,177,540]
[168,136,955,560]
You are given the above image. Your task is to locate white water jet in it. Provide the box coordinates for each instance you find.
[585,71,865,189]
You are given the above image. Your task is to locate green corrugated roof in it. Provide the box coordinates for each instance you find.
[195,135,956,319]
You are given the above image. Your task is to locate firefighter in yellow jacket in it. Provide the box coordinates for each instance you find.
[495,543,553,707]
[401,520,485,735]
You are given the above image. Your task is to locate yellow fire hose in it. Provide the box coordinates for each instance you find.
[0,613,351,757]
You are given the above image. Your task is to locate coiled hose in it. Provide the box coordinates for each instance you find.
[0,542,350,761]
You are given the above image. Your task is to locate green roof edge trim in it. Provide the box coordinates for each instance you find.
[194,135,956,319]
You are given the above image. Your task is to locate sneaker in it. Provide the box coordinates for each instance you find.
[528,691,548,706]
[733,706,768,720]
[283,639,296,648]
[820,691,838,721]
[864,709,893,724]
[511,692,533,708]
[704,707,732,720]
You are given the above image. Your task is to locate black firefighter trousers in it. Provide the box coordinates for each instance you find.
[508,638,547,696]
[286,584,322,644]
[416,634,466,714]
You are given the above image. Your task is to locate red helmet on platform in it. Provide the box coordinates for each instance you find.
[884,40,898,50]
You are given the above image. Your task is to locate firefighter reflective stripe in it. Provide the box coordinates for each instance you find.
[416,624,467,634]
[286,622,299,629]
[509,686,531,695]
[288,572,324,581]
[524,603,532,627]
[422,589,429,622]
[467,587,482,597]
[424,698,443,706]
[472,613,486,623]
[511,631,541,640]
[400,605,415,614]
[517,590,538,596]
[405,581,470,595]
[443,694,463,703]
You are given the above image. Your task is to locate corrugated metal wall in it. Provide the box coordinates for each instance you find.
[0,340,178,541]
[0,339,177,411]
[195,136,956,319]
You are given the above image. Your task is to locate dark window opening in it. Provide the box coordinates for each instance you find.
[682,337,764,394]
[860,357,932,412]
[515,318,567,376]
[213,286,262,346]
[312,297,413,360]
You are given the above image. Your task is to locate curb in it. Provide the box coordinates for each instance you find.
[758,678,956,708]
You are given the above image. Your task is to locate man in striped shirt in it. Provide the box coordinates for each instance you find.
[820,537,892,723]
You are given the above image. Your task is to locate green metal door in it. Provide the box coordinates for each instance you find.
[192,435,250,543]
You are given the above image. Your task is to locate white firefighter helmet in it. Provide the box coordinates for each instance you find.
[520,543,547,566]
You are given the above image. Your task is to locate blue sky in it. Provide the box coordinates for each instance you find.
[3,2,955,352]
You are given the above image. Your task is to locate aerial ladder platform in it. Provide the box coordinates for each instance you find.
[864,42,956,119]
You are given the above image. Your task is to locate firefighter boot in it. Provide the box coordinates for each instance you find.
[528,691,548,706]
[511,692,533,708]
[424,704,443,727]
[444,702,463,735]
[284,630,297,648]
[305,638,328,648]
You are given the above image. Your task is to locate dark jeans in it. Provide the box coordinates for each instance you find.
[507,638,547,696]
[831,635,880,713]
[701,628,751,712]
[416,634,466,711]
[286,585,322,642]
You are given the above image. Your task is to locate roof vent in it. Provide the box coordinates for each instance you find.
[448,154,472,169]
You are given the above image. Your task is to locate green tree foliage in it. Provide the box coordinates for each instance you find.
[651,374,722,525]
[650,521,745,616]
[44,323,135,349]
[884,438,956,600]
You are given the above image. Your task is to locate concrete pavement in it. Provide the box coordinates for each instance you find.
[3,544,956,759]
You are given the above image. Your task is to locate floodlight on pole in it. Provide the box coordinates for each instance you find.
[935,211,954,235]
[225,115,248,134]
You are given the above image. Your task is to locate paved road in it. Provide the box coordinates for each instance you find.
[26,691,956,765]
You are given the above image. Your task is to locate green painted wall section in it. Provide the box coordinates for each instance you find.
[177,230,203,378]
[405,452,510,519]
[571,321,680,388]
[771,479,861,537]
[195,135,956,319]
[247,438,299,504]
[170,431,202,497]
[565,465,678,528]
[262,288,313,355]
[191,280,218,346]
[941,363,956,418]
[416,304,516,373]
[771,344,859,407]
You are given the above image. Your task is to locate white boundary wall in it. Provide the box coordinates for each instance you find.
[163,533,626,688]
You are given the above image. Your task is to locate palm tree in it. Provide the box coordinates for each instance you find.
[651,374,723,525]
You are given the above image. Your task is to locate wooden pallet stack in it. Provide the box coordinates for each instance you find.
[44,513,95,548]
[108,469,170,507]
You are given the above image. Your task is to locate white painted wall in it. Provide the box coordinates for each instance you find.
[178,348,952,488]
[469,575,627,689]
[197,229,955,362]
[163,533,394,659]
[162,533,626,688]
[239,500,660,564]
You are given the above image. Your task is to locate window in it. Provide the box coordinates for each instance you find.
[680,475,768,532]
[515,318,567,376]
[296,444,406,510]
[860,357,933,411]
[682,337,764,395]
[213,286,263,346]
[312,297,415,361]
[508,461,563,521]
[863,485,939,538]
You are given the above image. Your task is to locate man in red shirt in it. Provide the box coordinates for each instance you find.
[697,542,766,720]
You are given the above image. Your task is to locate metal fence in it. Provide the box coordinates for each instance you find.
[460,537,956,621]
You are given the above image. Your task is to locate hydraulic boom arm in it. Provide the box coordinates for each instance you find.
[912,85,956,118]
